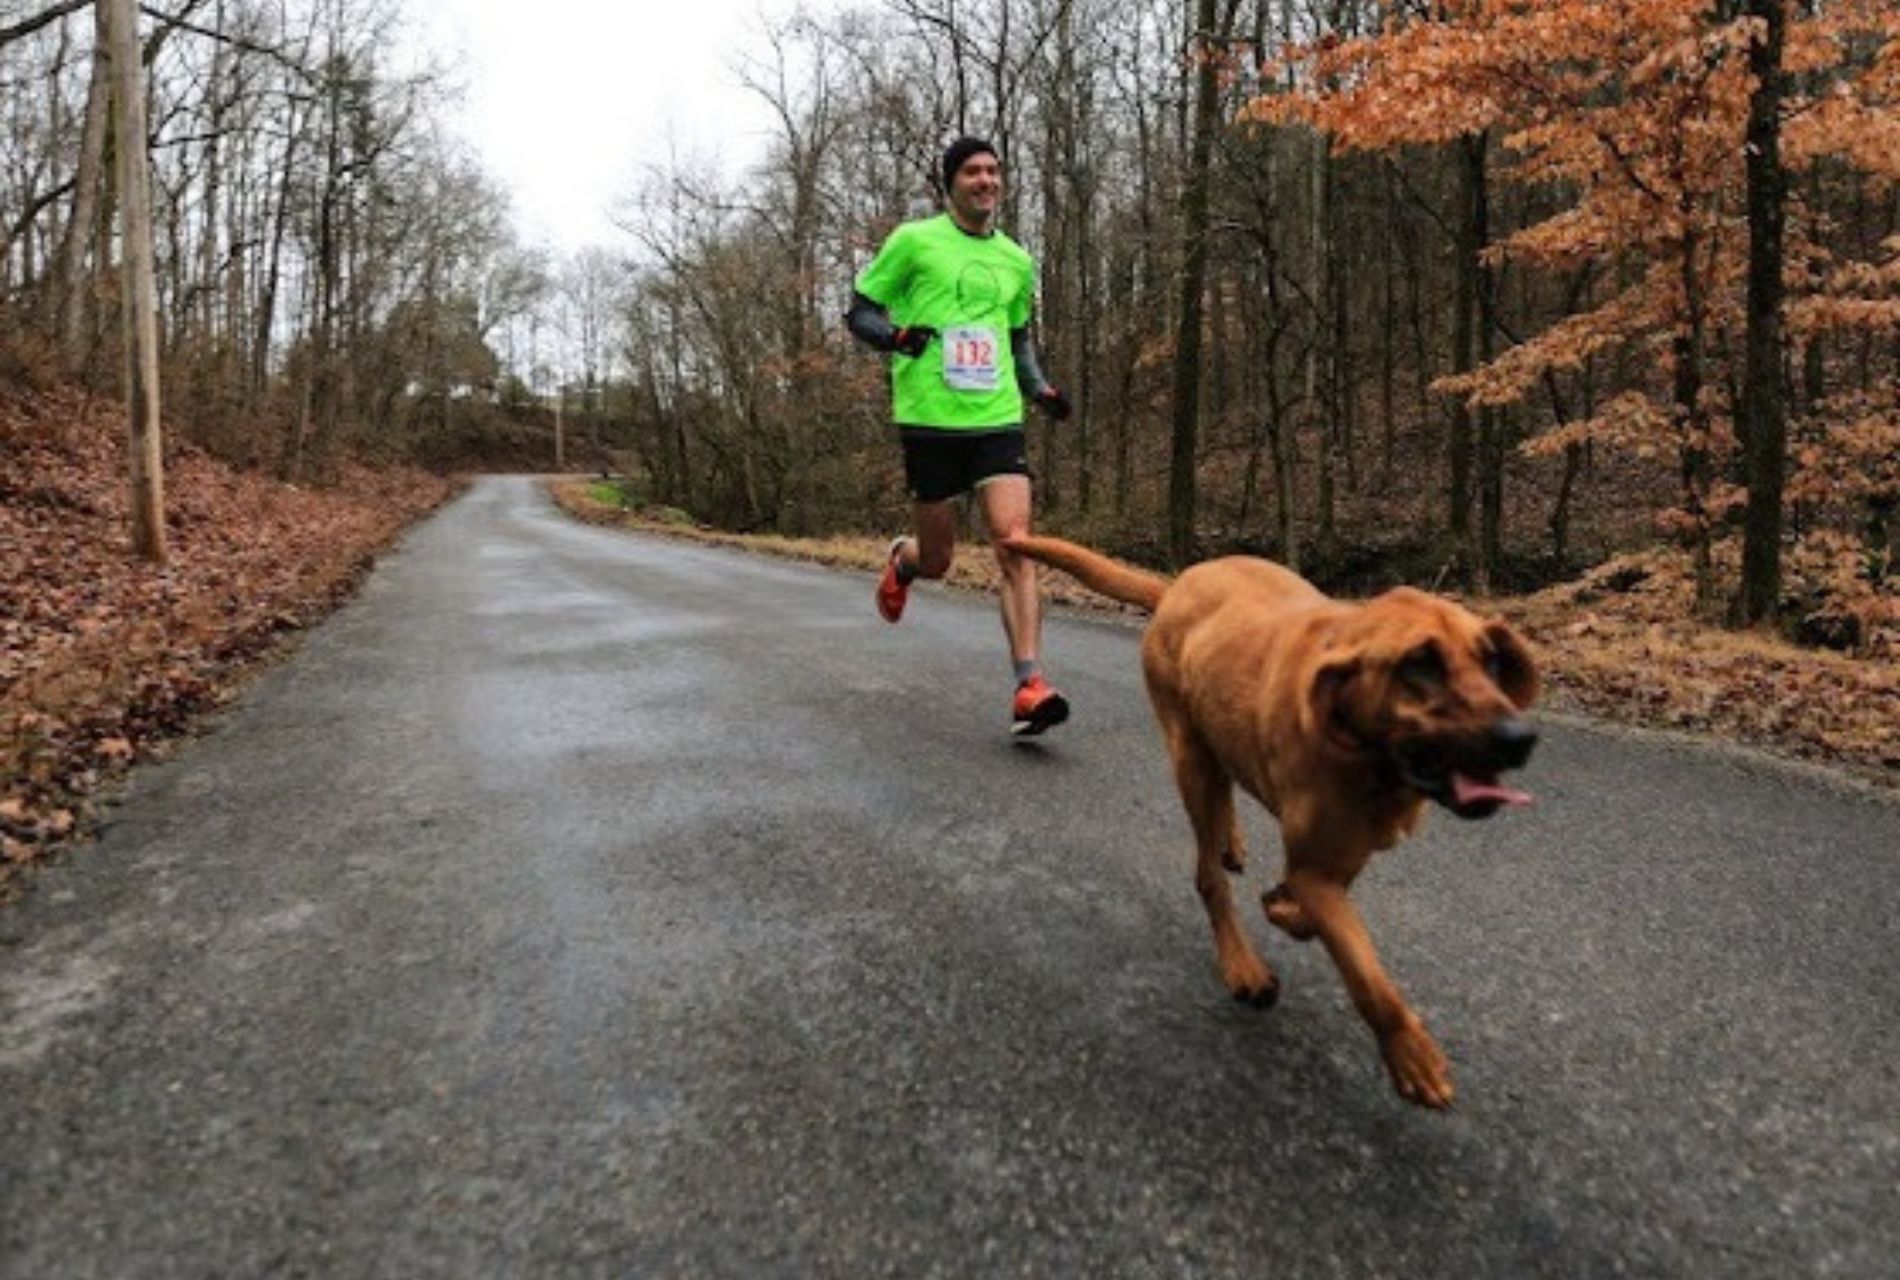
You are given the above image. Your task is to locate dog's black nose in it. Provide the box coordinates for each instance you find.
[1489,719,1538,770]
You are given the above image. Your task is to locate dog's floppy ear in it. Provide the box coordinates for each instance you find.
[1304,649,1364,742]
[1484,620,1540,710]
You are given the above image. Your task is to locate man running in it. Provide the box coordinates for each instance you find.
[845,136,1074,736]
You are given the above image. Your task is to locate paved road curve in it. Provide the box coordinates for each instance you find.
[4,477,1896,1278]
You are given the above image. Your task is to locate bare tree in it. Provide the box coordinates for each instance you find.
[104,0,165,561]
[1167,0,1240,564]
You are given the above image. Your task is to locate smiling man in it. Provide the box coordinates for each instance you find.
[845,136,1074,737]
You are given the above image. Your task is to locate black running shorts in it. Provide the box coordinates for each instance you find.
[898,427,1030,504]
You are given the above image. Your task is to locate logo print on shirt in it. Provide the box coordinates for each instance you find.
[954,262,1003,316]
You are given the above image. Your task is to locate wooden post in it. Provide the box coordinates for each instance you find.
[104,0,166,563]
[553,382,566,471]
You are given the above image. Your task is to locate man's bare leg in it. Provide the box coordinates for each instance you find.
[900,498,959,580]
[977,475,1038,664]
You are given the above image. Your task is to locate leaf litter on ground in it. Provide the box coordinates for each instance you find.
[1,388,456,898]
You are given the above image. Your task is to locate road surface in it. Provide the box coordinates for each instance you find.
[4,477,1896,1277]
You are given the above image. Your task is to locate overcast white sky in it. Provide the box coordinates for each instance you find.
[419,0,821,255]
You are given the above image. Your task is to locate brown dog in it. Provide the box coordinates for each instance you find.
[1006,535,1539,1108]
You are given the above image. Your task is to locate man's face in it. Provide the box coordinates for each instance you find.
[948,152,1002,226]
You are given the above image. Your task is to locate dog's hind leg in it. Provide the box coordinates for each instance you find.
[1219,807,1246,874]
[1163,722,1278,1007]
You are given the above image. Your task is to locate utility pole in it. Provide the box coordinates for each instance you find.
[104,0,165,562]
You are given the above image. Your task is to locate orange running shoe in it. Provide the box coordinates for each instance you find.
[1010,675,1070,737]
[876,537,912,623]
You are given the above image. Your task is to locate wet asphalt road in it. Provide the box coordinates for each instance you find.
[3,476,1897,1279]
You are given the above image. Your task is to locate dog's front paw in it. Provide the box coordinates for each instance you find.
[1262,884,1318,941]
[1380,1019,1454,1109]
[1221,827,1247,875]
[1220,951,1280,1008]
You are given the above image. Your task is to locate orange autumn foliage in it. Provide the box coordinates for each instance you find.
[1250,0,1898,622]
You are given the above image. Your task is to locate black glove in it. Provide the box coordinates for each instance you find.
[892,325,936,358]
[1034,385,1073,421]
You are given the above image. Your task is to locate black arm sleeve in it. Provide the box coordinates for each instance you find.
[845,291,897,353]
[1011,327,1052,398]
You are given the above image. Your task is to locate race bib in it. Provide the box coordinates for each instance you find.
[942,325,1000,392]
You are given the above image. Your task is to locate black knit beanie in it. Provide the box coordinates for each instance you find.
[941,136,999,191]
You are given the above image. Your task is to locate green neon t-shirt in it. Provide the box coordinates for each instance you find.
[854,213,1036,430]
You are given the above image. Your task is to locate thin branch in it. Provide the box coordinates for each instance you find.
[0,0,90,52]
[136,1,312,81]
[4,177,77,250]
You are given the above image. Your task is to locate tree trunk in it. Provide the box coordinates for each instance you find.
[1378,165,1398,482]
[59,5,112,379]
[667,295,691,510]
[1256,252,1298,571]
[1403,194,1433,472]
[1113,302,1135,517]
[252,111,299,404]
[105,0,166,563]
[1039,94,1067,513]
[1466,133,1503,587]
[1448,147,1478,563]
[1675,221,1716,613]
[196,8,226,347]
[1166,0,1223,565]
[1332,156,1356,495]
[301,59,345,482]
[1073,176,1096,514]
[1736,0,1788,625]
[1310,126,1336,561]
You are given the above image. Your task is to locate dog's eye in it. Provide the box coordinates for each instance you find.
[1396,644,1444,688]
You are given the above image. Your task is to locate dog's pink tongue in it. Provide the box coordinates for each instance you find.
[1452,773,1534,808]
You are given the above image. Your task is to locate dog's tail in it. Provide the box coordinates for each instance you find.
[1004,535,1169,613]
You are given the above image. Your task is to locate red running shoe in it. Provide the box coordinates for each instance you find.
[1010,675,1070,737]
[876,537,912,623]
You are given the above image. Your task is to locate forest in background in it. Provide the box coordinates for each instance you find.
[1,0,1896,645]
